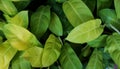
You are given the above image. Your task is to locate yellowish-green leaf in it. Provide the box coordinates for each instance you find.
[105,33,120,68]
[30,5,50,39]
[10,11,28,28]
[22,46,43,67]
[42,34,62,67]
[114,0,120,19]
[0,41,17,69]
[0,0,18,16]
[86,49,104,69]
[49,12,63,36]
[63,0,94,27]
[59,43,83,69]
[66,19,104,43]
[3,24,42,50]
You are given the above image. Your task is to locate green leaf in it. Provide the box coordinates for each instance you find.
[86,49,104,69]
[42,34,62,67]
[66,19,104,43]
[11,57,31,69]
[0,41,17,69]
[80,45,91,57]
[3,24,42,50]
[105,33,120,68]
[0,0,18,16]
[63,0,94,27]
[99,9,120,31]
[30,5,50,39]
[114,0,120,19]
[49,12,63,36]
[22,46,43,67]
[88,35,108,48]
[59,43,83,69]
[12,0,31,11]
[5,11,28,28]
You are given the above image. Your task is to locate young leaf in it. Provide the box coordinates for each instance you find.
[105,33,120,68]
[30,5,50,39]
[86,49,104,69]
[99,9,120,32]
[66,19,104,43]
[0,0,18,16]
[59,43,83,69]
[10,11,28,28]
[87,35,108,48]
[4,11,28,28]
[22,46,43,67]
[49,12,63,36]
[11,57,31,69]
[42,34,62,67]
[63,0,94,27]
[3,24,42,50]
[114,0,120,19]
[0,41,17,69]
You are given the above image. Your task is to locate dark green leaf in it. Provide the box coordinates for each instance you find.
[63,0,94,27]
[59,43,83,69]
[66,19,104,43]
[88,35,108,48]
[99,9,120,31]
[30,5,50,39]
[42,34,62,67]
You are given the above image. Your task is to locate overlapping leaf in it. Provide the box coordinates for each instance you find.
[30,5,50,39]
[49,12,63,36]
[59,43,83,69]
[22,46,43,67]
[105,33,120,68]
[99,9,120,31]
[66,19,104,43]
[0,41,17,69]
[114,0,120,19]
[3,24,42,50]
[63,0,94,27]
[0,0,18,16]
[86,49,104,69]
[42,34,62,67]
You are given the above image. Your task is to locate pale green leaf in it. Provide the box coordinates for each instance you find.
[3,24,42,50]
[66,19,104,43]
[88,35,108,47]
[49,12,63,36]
[0,41,17,69]
[22,46,43,67]
[114,0,120,19]
[59,43,83,69]
[11,57,31,69]
[30,5,50,39]
[86,49,104,69]
[63,0,94,27]
[105,33,120,68]
[0,0,18,16]
[42,34,62,67]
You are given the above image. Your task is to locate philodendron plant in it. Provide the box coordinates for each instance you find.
[0,0,120,69]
